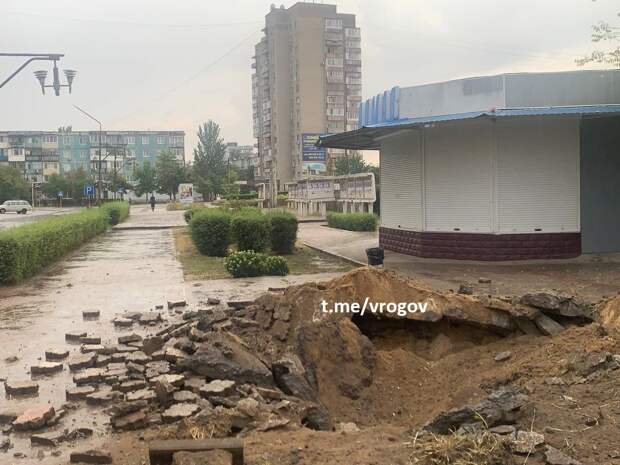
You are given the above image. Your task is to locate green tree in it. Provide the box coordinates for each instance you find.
[65,168,94,201]
[333,152,367,175]
[155,150,185,200]
[41,174,70,199]
[0,165,30,202]
[193,121,226,200]
[577,9,620,68]
[134,161,158,202]
[105,172,131,199]
[223,168,240,198]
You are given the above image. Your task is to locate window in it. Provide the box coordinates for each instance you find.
[79,136,88,145]
[63,136,71,145]
[63,150,72,161]
[157,136,165,145]
[44,135,57,143]
[325,18,343,30]
[142,136,149,145]
[125,136,135,144]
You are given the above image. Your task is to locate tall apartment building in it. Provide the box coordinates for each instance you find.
[0,130,184,184]
[251,2,361,187]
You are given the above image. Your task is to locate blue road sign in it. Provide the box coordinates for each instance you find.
[84,184,94,196]
[58,191,64,198]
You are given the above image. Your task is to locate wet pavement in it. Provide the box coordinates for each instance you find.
[298,222,620,301]
[0,205,347,464]
[0,224,186,464]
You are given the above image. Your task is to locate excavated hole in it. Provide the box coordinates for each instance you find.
[352,314,505,362]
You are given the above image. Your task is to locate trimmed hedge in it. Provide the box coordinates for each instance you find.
[224,250,289,278]
[326,212,378,232]
[225,192,258,200]
[267,210,298,254]
[0,209,110,284]
[102,201,130,225]
[189,209,231,256]
[184,204,207,224]
[231,212,270,253]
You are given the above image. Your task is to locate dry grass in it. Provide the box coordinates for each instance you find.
[173,229,355,280]
[409,431,514,465]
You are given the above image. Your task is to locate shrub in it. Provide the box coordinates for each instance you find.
[224,250,267,278]
[267,210,298,254]
[224,192,258,200]
[0,208,109,284]
[224,199,260,209]
[262,255,289,276]
[184,204,207,223]
[326,212,378,232]
[224,251,289,278]
[231,212,270,252]
[101,201,130,225]
[189,209,231,256]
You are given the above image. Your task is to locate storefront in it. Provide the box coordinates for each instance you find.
[319,70,620,260]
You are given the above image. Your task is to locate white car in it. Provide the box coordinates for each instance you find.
[0,200,33,214]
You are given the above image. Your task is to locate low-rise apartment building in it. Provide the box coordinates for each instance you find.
[0,130,184,183]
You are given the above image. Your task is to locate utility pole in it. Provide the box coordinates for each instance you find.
[73,105,103,206]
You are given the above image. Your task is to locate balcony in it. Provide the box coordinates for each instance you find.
[325,32,343,44]
[325,56,343,68]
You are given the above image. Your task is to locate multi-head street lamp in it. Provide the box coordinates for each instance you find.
[0,53,76,96]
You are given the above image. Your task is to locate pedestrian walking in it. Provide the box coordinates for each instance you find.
[149,194,156,212]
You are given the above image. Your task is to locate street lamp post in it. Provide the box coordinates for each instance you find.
[73,105,103,206]
[0,53,75,94]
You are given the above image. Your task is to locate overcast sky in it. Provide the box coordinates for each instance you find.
[0,0,617,165]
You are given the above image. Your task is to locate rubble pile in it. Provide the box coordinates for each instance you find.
[1,267,617,464]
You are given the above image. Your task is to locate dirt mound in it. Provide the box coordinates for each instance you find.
[597,294,620,329]
[231,267,600,427]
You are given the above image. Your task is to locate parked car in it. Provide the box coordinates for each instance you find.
[0,200,33,214]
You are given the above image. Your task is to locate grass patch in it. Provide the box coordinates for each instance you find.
[173,229,355,280]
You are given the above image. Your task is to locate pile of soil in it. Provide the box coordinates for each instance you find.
[107,267,620,465]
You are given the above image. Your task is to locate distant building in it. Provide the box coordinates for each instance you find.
[320,69,620,259]
[252,2,361,187]
[224,142,258,171]
[0,130,184,183]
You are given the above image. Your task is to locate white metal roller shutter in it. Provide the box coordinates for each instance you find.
[424,121,493,232]
[497,118,579,233]
[380,131,423,230]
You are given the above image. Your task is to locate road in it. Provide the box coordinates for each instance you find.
[0,207,79,230]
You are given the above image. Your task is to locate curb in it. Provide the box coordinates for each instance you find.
[302,242,367,267]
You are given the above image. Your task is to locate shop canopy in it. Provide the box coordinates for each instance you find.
[317,105,620,150]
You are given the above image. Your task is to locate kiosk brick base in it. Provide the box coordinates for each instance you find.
[379,227,581,261]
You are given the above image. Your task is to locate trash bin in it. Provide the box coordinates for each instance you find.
[365,247,384,266]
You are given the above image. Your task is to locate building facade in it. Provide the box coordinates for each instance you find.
[320,70,620,260]
[224,142,259,171]
[0,130,184,183]
[251,2,361,187]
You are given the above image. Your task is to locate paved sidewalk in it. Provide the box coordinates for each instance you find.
[298,222,378,265]
[116,204,185,229]
[297,222,620,300]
